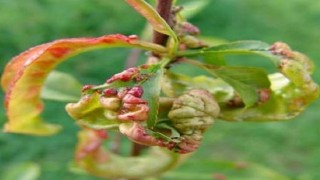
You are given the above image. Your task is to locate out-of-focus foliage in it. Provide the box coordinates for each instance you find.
[0,0,319,179]
[2,162,40,180]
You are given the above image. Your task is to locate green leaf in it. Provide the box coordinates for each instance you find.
[213,66,270,107]
[65,93,121,130]
[75,128,181,179]
[1,34,165,135]
[125,0,178,55]
[177,41,318,121]
[3,162,40,180]
[162,71,234,103]
[177,40,281,65]
[185,60,270,107]
[205,40,270,52]
[198,36,229,46]
[162,70,191,97]
[126,0,176,38]
[141,64,164,129]
[147,130,172,142]
[156,122,180,139]
[204,53,226,66]
[164,160,290,180]
[41,71,82,102]
[179,0,211,19]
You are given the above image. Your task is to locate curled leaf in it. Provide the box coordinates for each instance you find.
[119,122,164,146]
[184,59,271,107]
[66,93,121,129]
[1,34,166,135]
[216,42,319,121]
[75,128,181,179]
[168,89,220,153]
[66,63,167,130]
[177,41,318,121]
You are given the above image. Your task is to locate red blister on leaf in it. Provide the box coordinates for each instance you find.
[1,34,166,135]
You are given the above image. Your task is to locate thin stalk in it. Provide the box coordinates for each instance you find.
[131,0,174,157]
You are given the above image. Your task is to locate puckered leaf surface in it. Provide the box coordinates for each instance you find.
[1,34,166,135]
[179,41,319,121]
[184,59,270,107]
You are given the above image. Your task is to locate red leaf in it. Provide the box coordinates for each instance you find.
[1,34,166,135]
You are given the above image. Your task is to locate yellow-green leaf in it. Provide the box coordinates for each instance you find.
[1,34,166,135]
[184,59,271,107]
[126,0,176,38]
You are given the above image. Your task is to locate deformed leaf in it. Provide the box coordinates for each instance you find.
[75,128,182,179]
[1,34,166,135]
[191,76,234,103]
[180,41,319,122]
[185,60,270,107]
[141,64,164,129]
[156,122,180,140]
[65,93,121,130]
[212,66,271,107]
[177,40,280,65]
[162,70,234,103]
[162,70,191,97]
[41,71,82,102]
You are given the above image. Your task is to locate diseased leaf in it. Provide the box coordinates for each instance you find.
[66,93,121,130]
[191,76,234,103]
[162,70,234,103]
[141,64,164,129]
[179,41,318,121]
[156,122,180,140]
[1,34,167,135]
[147,130,172,142]
[41,71,82,102]
[177,41,281,65]
[213,66,270,107]
[184,60,270,107]
[75,128,181,179]
[162,70,190,97]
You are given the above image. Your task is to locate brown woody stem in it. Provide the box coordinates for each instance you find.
[152,0,173,47]
[131,0,174,157]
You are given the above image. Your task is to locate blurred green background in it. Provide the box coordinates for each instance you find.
[0,0,319,179]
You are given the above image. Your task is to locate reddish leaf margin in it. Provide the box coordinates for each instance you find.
[1,34,167,135]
